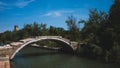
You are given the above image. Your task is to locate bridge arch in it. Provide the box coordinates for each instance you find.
[10,36,73,59]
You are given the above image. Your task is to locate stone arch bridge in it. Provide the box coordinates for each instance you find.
[0,36,78,60]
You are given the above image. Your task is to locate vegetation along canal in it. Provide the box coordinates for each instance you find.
[10,46,120,68]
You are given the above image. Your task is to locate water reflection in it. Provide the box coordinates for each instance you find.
[11,46,120,68]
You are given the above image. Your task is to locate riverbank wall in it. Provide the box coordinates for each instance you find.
[0,55,10,68]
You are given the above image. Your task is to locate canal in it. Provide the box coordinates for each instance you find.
[10,46,120,68]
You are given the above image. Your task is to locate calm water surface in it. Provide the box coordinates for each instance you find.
[10,46,120,68]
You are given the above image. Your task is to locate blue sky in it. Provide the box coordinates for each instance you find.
[0,0,113,33]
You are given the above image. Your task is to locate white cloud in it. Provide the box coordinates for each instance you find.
[58,10,74,13]
[0,1,7,6]
[43,11,62,17]
[44,12,52,16]
[15,0,35,8]
[54,12,61,16]
[42,10,74,17]
[0,0,35,11]
[41,9,89,21]
[0,1,11,11]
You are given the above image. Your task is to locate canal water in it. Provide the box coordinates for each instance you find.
[10,46,120,68]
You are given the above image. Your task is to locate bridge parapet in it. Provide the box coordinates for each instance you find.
[36,36,62,39]
[35,36,70,43]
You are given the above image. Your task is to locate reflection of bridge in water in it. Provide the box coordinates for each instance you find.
[0,36,78,60]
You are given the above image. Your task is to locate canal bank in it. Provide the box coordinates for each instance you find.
[0,55,10,68]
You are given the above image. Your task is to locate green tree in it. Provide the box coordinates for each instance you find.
[32,22,41,36]
[0,31,12,43]
[49,26,57,35]
[55,27,65,36]
[66,16,80,41]
[109,0,120,62]
[109,0,120,46]
[80,9,108,44]
[39,23,48,35]
[79,8,113,61]
[23,24,32,37]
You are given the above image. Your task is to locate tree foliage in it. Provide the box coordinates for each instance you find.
[109,0,120,45]
[66,16,80,41]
